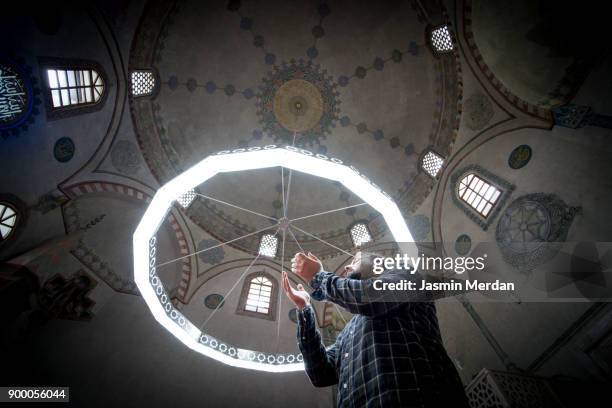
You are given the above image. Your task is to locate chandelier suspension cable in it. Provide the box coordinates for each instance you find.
[290,224,355,258]
[283,130,298,218]
[195,193,277,221]
[290,203,368,222]
[414,0,432,24]
[276,228,287,352]
[281,166,286,216]
[289,226,349,325]
[199,227,280,332]
[287,227,304,253]
[155,224,276,268]
[282,105,301,219]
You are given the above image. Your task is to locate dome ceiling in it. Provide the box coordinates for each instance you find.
[470,0,606,108]
[130,0,460,258]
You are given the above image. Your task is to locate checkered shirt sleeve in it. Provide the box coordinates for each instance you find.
[296,271,469,407]
[297,305,340,387]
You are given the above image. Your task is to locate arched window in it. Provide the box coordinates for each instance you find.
[46,68,104,108]
[130,69,157,97]
[349,222,372,247]
[0,202,18,242]
[451,165,514,230]
[458,173,500,218]
[258,233,278,257]
[237,271,278,321]
[421,150,445,178]
[40,58,107,119]
[245,276,272,314]
[429,24,455,54]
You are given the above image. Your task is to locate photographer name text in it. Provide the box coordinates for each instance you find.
[373,279,515,292]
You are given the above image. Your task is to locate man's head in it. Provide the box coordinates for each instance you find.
[342,251,377,280]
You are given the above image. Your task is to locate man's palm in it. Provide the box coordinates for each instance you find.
[282,271,310,310]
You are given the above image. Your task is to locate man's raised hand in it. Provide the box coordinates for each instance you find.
[291,252,322,283]
[281,271,310,310]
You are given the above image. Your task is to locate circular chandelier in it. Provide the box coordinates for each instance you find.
[133,145,417,372]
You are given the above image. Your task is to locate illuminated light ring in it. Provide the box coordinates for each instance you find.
[133,146,418,372]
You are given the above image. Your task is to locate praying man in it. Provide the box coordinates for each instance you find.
[281,251,468,408]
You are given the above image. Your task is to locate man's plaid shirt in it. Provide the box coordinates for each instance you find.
[297,269,468,408]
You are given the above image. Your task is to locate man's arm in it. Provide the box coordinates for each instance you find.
[311,270,428,317]
[297,305,340,387]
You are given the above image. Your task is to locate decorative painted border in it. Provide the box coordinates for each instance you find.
[450,165,515,231]
[462,0,552,121]
[63,181,192,300]
[391,5,464,217]
[167,214,192,299]
[65,181,150,202]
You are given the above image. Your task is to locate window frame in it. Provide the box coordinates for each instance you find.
[419,148,446,178]
[348,220,373,248]
[427,24,455,55]
[258,233,279,258]
[450,165,514,230]
[176,189,196,209]
[0,194,27,248]
[0,202,18,242]
[39,57,108,120]
[236,271,278,321]
[129,68,159,99]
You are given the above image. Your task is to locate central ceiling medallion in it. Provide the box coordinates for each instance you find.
[273,79,323,133]
[257,59,340,147]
